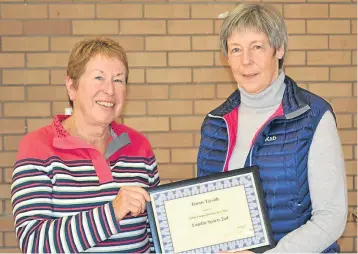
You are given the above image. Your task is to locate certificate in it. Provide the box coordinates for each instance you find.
[146,166,275,254]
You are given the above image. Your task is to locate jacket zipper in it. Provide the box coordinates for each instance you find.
[208,113,230,172]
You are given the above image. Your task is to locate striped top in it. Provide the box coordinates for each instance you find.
[11,115,160,253]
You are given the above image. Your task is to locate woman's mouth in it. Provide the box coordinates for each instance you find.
[96,101,115,108]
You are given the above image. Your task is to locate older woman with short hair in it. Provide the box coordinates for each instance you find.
[12,37,159,253]
[197,4,347,253]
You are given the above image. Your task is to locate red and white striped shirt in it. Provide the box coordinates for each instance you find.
[11,115,160,253]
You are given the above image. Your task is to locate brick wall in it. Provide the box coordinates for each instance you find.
[0,0,356,252]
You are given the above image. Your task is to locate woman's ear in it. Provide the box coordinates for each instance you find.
[276,45,285,60]
[65,76,76,101]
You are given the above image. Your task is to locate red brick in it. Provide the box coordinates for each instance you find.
[97,4,142,18]
[1,4,47,19]
[331,98,357,113]
[145,4,189,18]
[309,83,352,97]
[0,248,21,253]
[336,114,353,129]
[345,161,357,174]
[342,221,357,236]
[330,35,357,50]
[285,67,329,81]
[285,51,306,66]
[127,85,168,100]
[3,70,49,85]
[347,176,354,190]
[4,102,51,117]
[148,101,193,115]
[27,118,52,132]
[127,52,166,67]
[121,21,165,35]
[194,68,235,83]
[192,36,220,50]
[284,4,328,18]
[122,101,146,116]
[148,133,193,148]
[49,4,95,18]
[0,54,25,68]
[159,164,194,179]
[289,36,328,50]
[52,101,70,116]
[2,37,49,52]
[170,85,215,99]
[0,153,16,168]
[285,20,306,34]
[24,20,71,35]
[215,53,229,66]
[128,69,145,83]
[171,116,203,131]
[168,20,213,34]
[28,86,68,101]
[73,20,119,35]
[50,69,66,85]
[307,51,351,65]
[153,148,170,164]
[339,130,357,145]
[331,67,357,81]
[194,100,224,115]
[171,148,197,163]
[0,215,14,230]
[215,20,223,34]
[4,167,14,184]
[352,20,357,34]
[51,36,144,52]
[191,4,235,19]
[169,52,213,66]
[0,21,22,35]
[27,53,68,67]
[307,20,350,34]
[342,145,353,159]
[147,69,192,83]
[145,36,191,51]
[338,237,354,252]
[0,87,24,101]
[330,4,357,18]
[123,117,169,132]
[0,119,26,134]
[4,232,18,247]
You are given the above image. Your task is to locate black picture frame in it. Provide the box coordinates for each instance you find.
[146,166,275,253]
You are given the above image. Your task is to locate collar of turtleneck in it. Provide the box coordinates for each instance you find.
[238,71,286,109]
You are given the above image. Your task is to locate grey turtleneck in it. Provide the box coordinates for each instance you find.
[228,71,347,253]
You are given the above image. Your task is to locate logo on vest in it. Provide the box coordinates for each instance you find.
[265,136,277,142]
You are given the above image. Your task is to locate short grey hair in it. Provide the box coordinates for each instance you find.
[220,4,288,69]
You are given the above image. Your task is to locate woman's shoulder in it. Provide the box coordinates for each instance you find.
[16,124,54,161]
[111,121,151,147]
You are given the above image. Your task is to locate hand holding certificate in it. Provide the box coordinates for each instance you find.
[146,166,275,253]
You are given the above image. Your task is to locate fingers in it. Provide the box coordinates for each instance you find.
[124,186,151,202]
[112,186,151,221]
[128,200,142,217]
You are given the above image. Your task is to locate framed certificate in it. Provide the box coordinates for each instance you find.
[146,166,275,254]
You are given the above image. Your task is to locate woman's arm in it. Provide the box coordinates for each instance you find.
[12,155,121,254]
[265,111,348,253]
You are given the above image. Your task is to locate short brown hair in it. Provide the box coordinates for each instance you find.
[66,37,129,107]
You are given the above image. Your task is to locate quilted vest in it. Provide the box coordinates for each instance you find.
[197,76,339,253]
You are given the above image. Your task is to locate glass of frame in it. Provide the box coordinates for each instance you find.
[146,166,275,254]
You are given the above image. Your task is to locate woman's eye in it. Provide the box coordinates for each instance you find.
[253,45,263,50]
[231,48,241,53]
[95,76,103,80]
[114,79,124,84]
